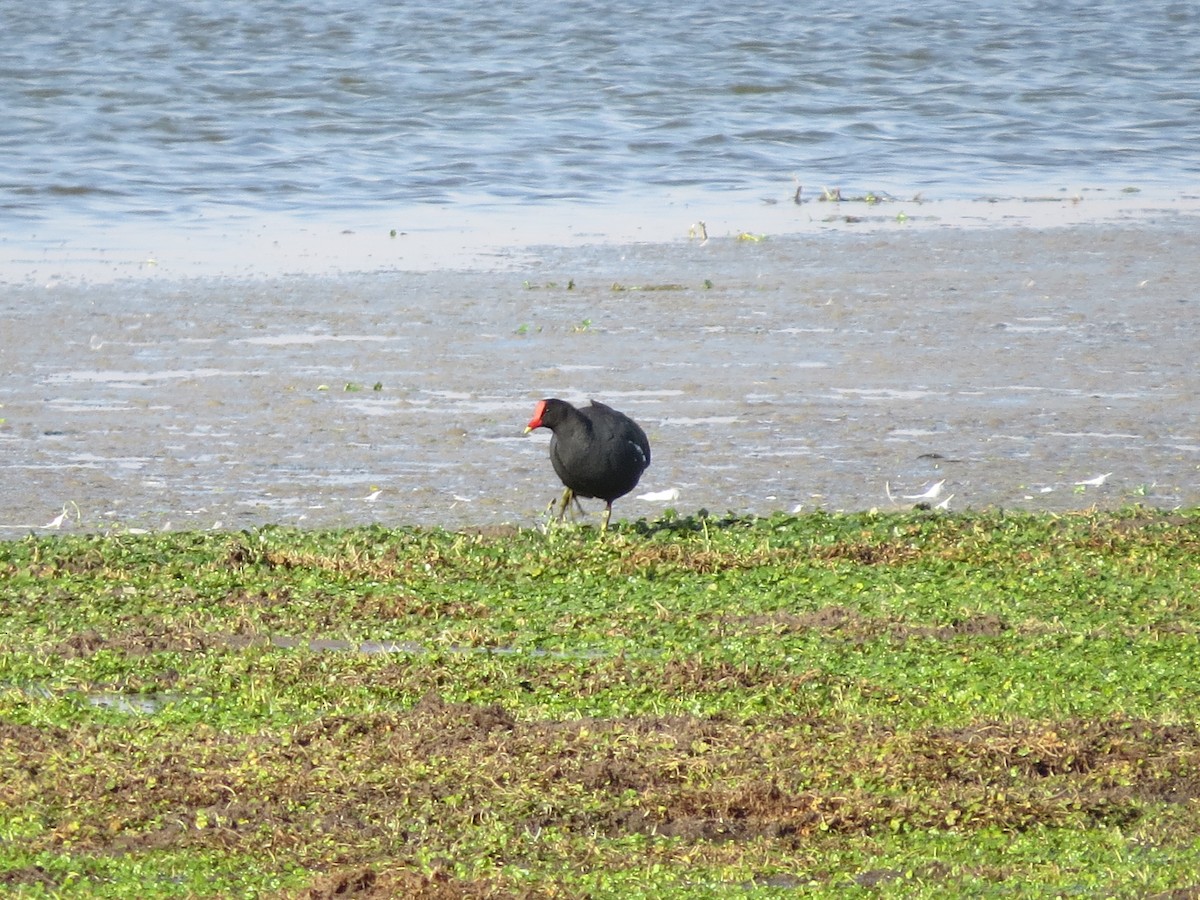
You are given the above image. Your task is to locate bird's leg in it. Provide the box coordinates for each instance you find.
[557,487,575,522]
[601,502,613,533]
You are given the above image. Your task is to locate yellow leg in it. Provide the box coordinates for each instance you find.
[557,487,575,522]
[601,502,612,533]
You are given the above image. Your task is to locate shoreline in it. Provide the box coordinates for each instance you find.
[4,187,1199,286]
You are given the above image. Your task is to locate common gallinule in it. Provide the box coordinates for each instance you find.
[525,398,651,531]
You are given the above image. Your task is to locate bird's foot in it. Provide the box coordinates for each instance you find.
[541,489,584,530]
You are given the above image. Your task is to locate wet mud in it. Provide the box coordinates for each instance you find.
[2,217,1198,533]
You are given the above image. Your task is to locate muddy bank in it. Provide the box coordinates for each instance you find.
[1,216,1198,533]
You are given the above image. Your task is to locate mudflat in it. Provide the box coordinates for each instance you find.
[2,206,1198,533]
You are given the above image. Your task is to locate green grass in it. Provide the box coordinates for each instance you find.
[1,508,1199,897]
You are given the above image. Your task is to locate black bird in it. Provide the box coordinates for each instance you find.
[524,398,651,531]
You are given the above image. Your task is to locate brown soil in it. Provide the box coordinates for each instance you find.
[7,697,1199,865]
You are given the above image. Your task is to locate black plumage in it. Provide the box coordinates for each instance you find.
[525,398,651,531]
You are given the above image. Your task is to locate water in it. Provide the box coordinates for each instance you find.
[2,0,1198,253]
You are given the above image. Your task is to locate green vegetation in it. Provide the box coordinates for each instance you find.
[2,508,1199,897]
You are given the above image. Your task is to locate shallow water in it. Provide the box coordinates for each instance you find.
[6,0,1199,218]
[2,216,1197,533]
[3,0,1199,273]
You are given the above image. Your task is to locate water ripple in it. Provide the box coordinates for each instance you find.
[2,0,1198,230]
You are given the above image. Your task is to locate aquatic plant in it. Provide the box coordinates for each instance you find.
[1,508,1198,896]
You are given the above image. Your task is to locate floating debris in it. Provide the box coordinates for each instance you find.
[637,488,680,502]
